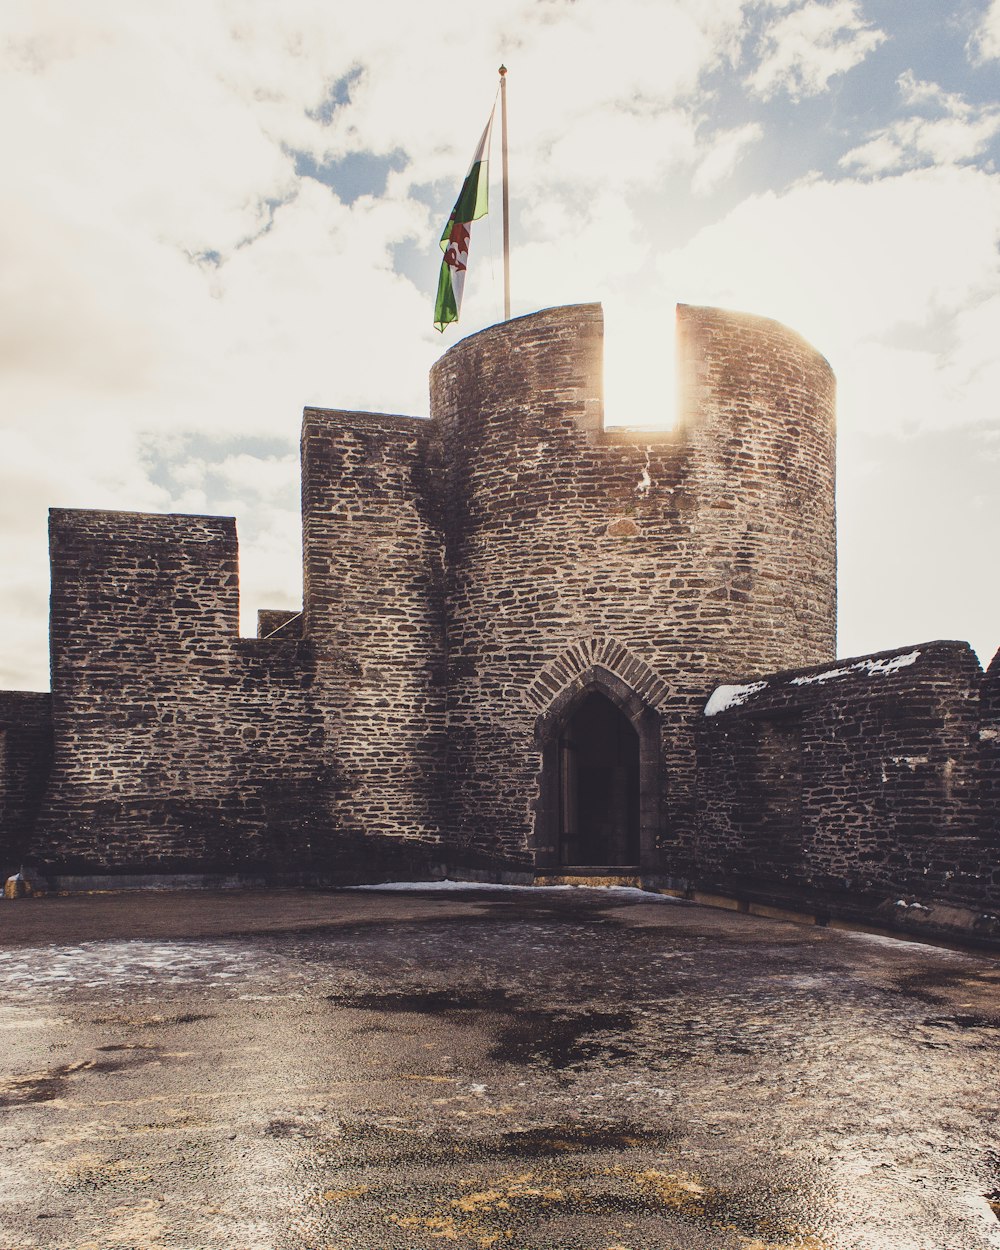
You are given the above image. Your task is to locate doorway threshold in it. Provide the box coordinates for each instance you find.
[535,866,644,889]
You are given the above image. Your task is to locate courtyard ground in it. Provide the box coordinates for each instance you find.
[0,884,999,1250]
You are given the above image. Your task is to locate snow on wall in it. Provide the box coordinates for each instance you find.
[704,650,923,714]
[704,682,768,716]
[790,650,921,686]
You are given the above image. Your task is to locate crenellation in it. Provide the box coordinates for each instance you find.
[0,302,994,936]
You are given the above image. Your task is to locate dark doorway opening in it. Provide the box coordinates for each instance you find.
[558,691,640,866]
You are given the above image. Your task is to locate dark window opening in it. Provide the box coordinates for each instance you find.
[558,691,640,866]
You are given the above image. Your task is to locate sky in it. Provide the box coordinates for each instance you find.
[1,0,999,691]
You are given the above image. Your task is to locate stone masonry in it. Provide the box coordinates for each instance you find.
[429,303,835,874]
[0,303,995,939]
[697,642,998,926]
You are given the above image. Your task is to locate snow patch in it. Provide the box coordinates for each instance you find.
[704,651,921,714]
[346,879,679,902]
[0,939,261,995]
[349,879,547,893]
[842,930,971,958]
[703,681,767,716]
[791,665,852,685]
[791,650,921,686]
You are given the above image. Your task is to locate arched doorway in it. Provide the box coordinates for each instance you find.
[557,691,640,866]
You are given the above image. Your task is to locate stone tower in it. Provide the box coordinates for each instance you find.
[428,302,836,874]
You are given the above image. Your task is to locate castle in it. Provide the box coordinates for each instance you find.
[1,303,997,940]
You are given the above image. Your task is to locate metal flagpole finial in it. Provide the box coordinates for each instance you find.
[499,64,507,76]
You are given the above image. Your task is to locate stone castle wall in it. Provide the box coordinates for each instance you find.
[0,691,52,872]
[300,408,448,870]
[33,509,329,877]
[0,301,994,936]
[428,303,836,871]
[696,642,996,921]
[980,650,1000,851]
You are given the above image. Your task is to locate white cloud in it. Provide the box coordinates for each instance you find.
[0,0,755,443]
[0,0,997,685]
[969,0,1000,63]
[897,71,956,110]
[747,0,886,100]
[841,71,1000,174]
[692,123,763,194]
[843,113,1000,173]
[215,453,299,501]
[656,165,1000,435]
[539,107,699,190]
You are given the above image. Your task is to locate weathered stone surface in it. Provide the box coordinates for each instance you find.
[980,647,1000,855]
[0,690,51,871]
[32,510,330,876]
[0,302,993,926]
[300,408,448,865]
[257,609,303,639]
[429,303,836,871]
[697,641,996,910]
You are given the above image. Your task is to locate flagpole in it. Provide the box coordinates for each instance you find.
[499,64,511,320]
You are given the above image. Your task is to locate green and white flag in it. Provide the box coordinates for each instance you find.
[434,109,495,332]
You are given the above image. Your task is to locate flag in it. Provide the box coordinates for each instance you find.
[434,109,495,332]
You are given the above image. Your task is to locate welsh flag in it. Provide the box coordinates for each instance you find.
[434,110,495,332]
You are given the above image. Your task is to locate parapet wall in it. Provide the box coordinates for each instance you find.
[697,641,997,924]
[32,509,330,876]
[0,691,52,872]
[981,649,1000,849]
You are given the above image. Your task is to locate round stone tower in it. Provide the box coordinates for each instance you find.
[429,302,836,876]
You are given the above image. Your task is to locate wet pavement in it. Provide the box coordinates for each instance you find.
[1,884,999,1250]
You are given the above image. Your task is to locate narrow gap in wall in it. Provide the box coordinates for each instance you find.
[601,296,679,433]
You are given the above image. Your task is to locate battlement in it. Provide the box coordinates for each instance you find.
[431,302,605,435]
[47,509,240,657]
[430,301,833,443]
[0,301,994,936]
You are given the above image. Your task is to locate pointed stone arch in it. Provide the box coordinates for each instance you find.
[530,647,664,871]
[523,637,671,715]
